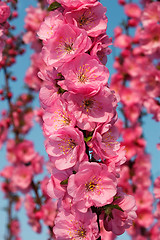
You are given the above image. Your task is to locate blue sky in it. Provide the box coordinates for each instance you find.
[0,0,160,239]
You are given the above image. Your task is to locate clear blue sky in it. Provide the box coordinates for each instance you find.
[0,0,160,239]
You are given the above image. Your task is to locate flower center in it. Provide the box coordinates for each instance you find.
[58,138,76,155]
[77,227,86,238]
[83,99,94,109]
[85,181,97,192]
[64,43,73,54]
[78,11,96,28]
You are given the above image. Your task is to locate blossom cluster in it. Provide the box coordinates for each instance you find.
[37,0,137,239]
[111,0,160,239]
[0,1,57,239]
[0,1,10,61]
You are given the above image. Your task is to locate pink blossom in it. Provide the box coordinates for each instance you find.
[114,34,132,49]
[124,3,141,19]
[47,168,73,199]
[58,53,109,94]
[24,5,46,32]
[67,162,117,212]
[43,98,76,135]
[90,34,112,65]
[46,126,87,170]
[89,123,120,161]
[136,208,154,228]
[16,140,36,164]
[0,37,5,61]
[41,199,57,226]
[48,0,96,9]
[154,176,160,199]
[53,208,99,240]
[38,68,60,109]
[120,87,141,106]
[141,2,160,27]
[135,189,153,209]
[42,24,92,68]
[103,188,137,235]
[38,10,64,42]
[140,24,160,57]
[12,166,33,190]
[10,219,20,236]
[65,2,107,37]
[0,2,10,23]
[63,87,117,131]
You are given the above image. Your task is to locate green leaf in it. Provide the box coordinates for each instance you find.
[84,136,92,143]
[47,2,61,11]
[113,195,121,201]
[112,204,124,212]
[60,178,68,185]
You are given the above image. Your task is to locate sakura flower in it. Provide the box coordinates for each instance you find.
[154,176,160,199]
[124,3,141,19]
[38,10,64,42]
[43,98,76,135]
[12,166,33,190]
[141,2,160,27]
[103,188,137,235]
[136,208,154,228]
[10,219,20,237]
[88,123,120,161]
[53,208,99,240]
[58,53,109,94]
[46,126,87,170]
[91,34,112,65]
[42,24,92,68]
[65,2,107,37]
[114,34,132,49]
[67,162,117,212]
[48,0,96,9]
[47,168,73,199]
[0,2,10,23]
[140,24,160,57]
[41,199,57,226]
[39,68,60,109]
[63,87,117,131]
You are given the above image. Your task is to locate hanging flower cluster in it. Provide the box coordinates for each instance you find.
[111,0,160,239]
[37,0,137,238]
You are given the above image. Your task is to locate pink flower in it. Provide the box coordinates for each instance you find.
[38,68,60,109]
[124,3,141,19]
[136,208,154,228]
[65,2,107,37]
[10,219,20,236]
[63,87,117,131]
[43,98,76,136]
[141,2,160,27]
[38,10,64,42]
[42,24,92,68]
[16,140,36,164]
[53,208,99,240]
[58,53,109,94]
[114,34,132,49]
[103,188,137,235]
[154,176,160,199]
[48,0,96,9]
[41,199,57,226]
[46,126,87,170]
[90,34,112,65]
[67,162,117,212]
[47,168,73,199]
[12,166,33,190]
[140,24,160,57]
[89,123,120,161]
[0,2,10,23]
